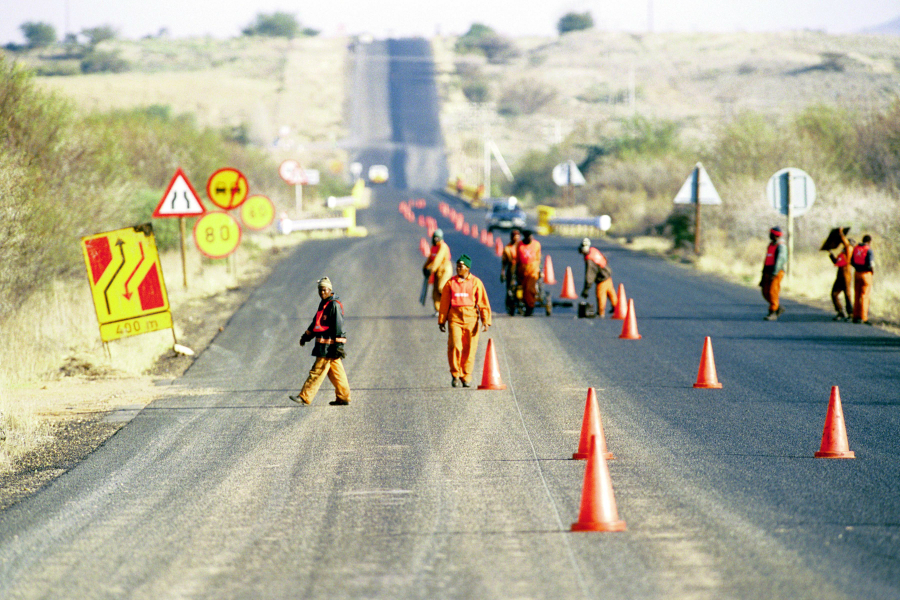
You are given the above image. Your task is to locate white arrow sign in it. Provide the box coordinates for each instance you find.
[674,163,721,205]
[552,160,586,187]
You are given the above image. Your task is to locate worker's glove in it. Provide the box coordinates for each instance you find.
[581,291,589,299]
[439,322,446,333]
[299,332,312,346]
[334,345,346,359]
[422,267,431,278]
[500,273,505,283]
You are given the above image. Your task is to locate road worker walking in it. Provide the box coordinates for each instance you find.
[761,226,787,321]
[500,228,521,298]
[851,234,875,325]
[828,229,854,321]
[423,229,452,316]
[438,255,492,388]
[515,230,542,317]
[578,238,618,317]
[290,277,351,406]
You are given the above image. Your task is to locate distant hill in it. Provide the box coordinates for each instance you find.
[863,16,900,35]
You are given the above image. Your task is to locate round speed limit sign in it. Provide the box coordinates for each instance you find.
[194,211,242,258]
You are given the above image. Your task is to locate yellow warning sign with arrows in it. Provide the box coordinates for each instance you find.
[81,224,173,342]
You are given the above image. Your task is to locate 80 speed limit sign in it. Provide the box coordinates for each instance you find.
[193,211,242,258]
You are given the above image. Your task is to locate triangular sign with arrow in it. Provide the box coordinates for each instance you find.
[673,163,722,205]
[153,168,207,218]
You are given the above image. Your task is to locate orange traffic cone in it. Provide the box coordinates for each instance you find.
[571,436,627,532]
[560,267,578,299]
[472,224,479,238]
[815,386,855,458]
[495,239,503,257]
[693,337,722,389]
[544,256,557,285]
[619,299,641,340]
[612,283,628,320]
[573,388,615,460]
[462,223,470,236]
[477,339,507,390]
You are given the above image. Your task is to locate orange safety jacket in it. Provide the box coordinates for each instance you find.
[584,247,608,268]
[425,240,451,272]
[516,240,541,278]
[439,274,491,327]
[851,244,873,272]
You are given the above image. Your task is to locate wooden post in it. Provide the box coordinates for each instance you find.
[693,165,702,255]
[179,216,188,289]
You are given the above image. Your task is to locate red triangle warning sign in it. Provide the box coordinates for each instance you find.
[153,168,207,218]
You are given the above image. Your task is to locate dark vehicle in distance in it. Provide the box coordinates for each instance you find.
[485,197,527,232]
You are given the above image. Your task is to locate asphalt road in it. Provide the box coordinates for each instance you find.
[1,37,899,600]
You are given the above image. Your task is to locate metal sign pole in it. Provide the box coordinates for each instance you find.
[693,165,701,255]
[786,174,793,277]
[295,183,303,214]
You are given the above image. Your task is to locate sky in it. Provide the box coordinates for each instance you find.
[1,0,898,44]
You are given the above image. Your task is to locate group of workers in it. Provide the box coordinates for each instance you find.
[288,221,878,405]
[760,225,875,324]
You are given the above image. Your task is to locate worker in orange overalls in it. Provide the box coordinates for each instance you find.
[828,229,854,321]
[760,226,787,321]
[500,229,521,314]
[438,254,492,388]
[423,228,452,316]
[578,238,618,317]
[851,234,875,325]
[515,230,542,316]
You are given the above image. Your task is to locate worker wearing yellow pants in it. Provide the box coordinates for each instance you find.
[439,255,492,388]
[515,230,542,316]
[424,229,452,314]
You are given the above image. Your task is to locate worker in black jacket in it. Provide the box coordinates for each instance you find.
[290,277,351,406]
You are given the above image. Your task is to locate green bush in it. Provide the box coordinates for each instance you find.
[455,24,518,64]
[242,13,301,39]
[557,12,594,35]
[20,22,56,48]
[81,49,130,74]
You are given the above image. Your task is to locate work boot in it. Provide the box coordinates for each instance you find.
[776,306,785,316]
[764,311,778,321]
[524,306,534,317]
[833,312,847,321]
[461,380,471,388]
[452,377,460,388]
[289,394,311,405]
[329,399,350,406]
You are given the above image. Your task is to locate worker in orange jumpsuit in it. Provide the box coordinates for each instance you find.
[828,229,854,321]
[578,238,618,317]
[851,234,875,325]
[515,230,542,316]
[500,229,521,315]
[761,226,787,321]
[438,254,492,388]
[423,228,452,316]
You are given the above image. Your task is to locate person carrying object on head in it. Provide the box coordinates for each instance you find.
[290,277,351,406]
[760,226,787,321]
[578,238,618,317]
[828,228,854,321]
[438,254,492,388]
[423,228,452,316]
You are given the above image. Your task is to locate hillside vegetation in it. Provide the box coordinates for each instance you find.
[435,30,900,322]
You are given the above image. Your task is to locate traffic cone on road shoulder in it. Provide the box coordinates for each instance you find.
[618,299,641,340]
[612,284,628,320]
[544,256,557,285]
[693,337,723,389]
[570,436,627,532]
[573,388,615,460]
[560,267,578,300]
[495,239,503,257]
[477,339,507,390]
[815,386,855,459]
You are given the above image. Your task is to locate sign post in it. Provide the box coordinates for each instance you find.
[152,168,206,288]
[552,160,586,205]
[673,162,722,255]
[766,167,816,275]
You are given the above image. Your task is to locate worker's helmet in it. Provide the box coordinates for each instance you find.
[317,277,332,290]
[579,238,591,252]
[433,228,443,240]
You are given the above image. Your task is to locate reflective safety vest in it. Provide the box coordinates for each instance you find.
[852,245,869,267]
[834,253,848,268]
[313,299,343,333]
[447,276,475,307]
[585,247,607,268]
[517,242,537,266]
[764,243,778,266]
[429,242,444,263]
